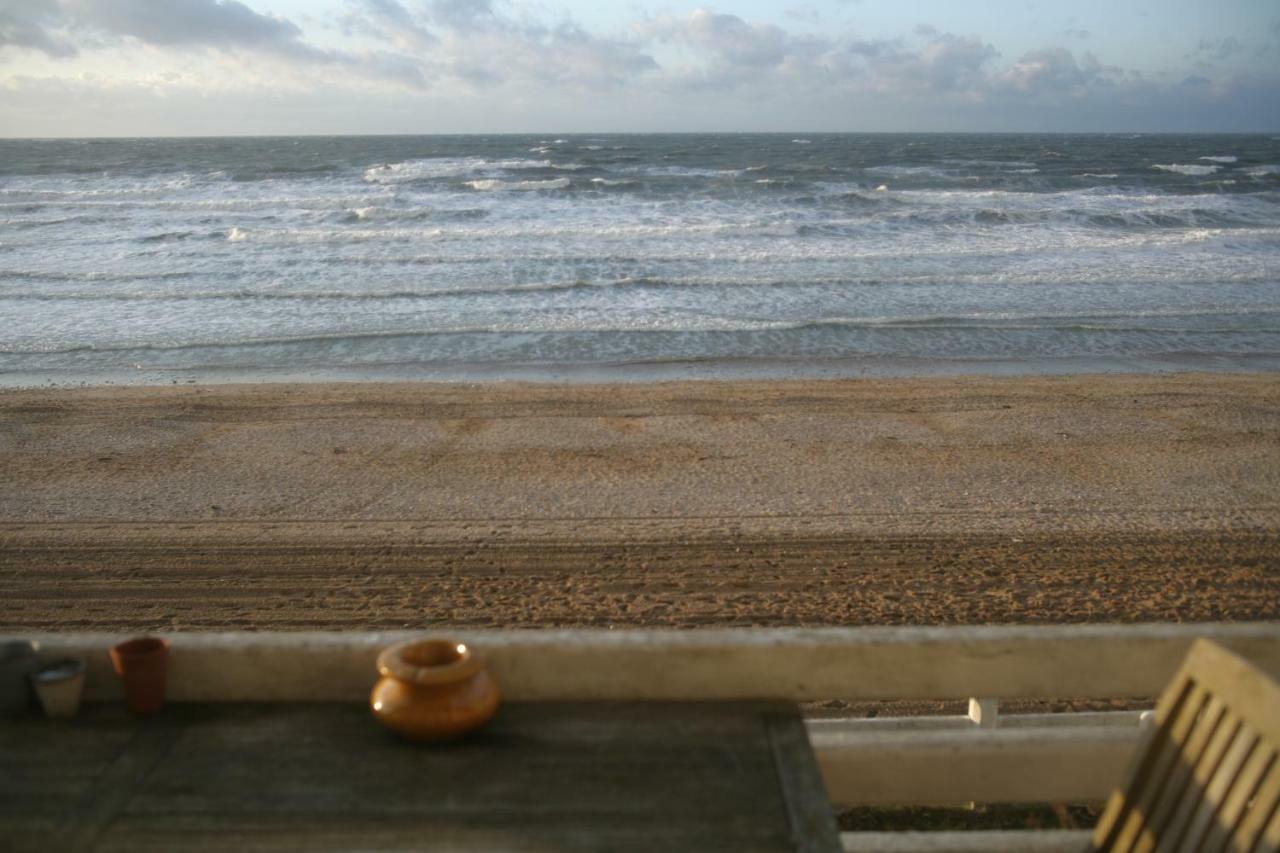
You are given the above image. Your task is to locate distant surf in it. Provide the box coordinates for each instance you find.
[1,132,1278,383]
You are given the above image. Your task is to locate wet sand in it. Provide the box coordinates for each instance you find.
[2,372,1278,631]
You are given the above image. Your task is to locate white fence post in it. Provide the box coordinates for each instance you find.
[968,697,999,729]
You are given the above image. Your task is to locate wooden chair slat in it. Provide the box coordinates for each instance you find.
[1198,742,1273,853]
[1157,714,1243,852]
[1175,726,1258,853]
[1233,762,1280,853]
[1096,682,1207,852]
[1254,803,1280,853]
[1092,641,1280,853]
[1136,696,1229,852]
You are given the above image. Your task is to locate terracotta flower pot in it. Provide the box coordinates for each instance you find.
[370,638,500,741]
[109,637,170,715]
[32,658,87,719]
[1,640,39,717]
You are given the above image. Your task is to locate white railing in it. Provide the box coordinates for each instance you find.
[18,622,1280,835]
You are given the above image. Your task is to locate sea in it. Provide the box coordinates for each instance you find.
[2,133,1278,385]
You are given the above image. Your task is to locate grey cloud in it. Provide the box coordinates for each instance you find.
[640,10,799,69]
[341,0,435,51]
[441,19,657,88]
[61,0,304,49]
[1064,28,1091,40]
[4,2,1276,134]
[0,0,78,58]
[3,0,433,88]
[993,48,1122,96]
[1194,36,1245,61]
[424,0,497,33]
[342,0,656,89]
[643,12,998,97]
[907,32,998,92]
[6,0,327,61]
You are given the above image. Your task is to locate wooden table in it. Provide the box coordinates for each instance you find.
[2,701,841,852]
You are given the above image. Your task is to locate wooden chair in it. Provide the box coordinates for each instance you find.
[1091,638,1280,852]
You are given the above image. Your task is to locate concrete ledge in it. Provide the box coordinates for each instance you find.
[814,727,1139,805]
[841,830,1092,852]
[13,623,1280,703]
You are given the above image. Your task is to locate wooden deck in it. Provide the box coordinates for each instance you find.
[2,701,841,852]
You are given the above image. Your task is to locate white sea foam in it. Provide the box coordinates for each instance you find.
[1152,164,1221,176]
[866,165,962,179]
[363,158,552,183]
[8,136,1280,379]
[1199,156,1238,163]
[792,139,812,144]
[465,178,570,192]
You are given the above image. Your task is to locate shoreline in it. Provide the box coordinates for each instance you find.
[4,352,1280,390]
[3,371,1278,631]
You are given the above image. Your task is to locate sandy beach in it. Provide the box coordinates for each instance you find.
[2,372,1277,631]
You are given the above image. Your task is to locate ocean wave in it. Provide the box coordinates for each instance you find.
[865,165,959,179]
[942,159,1038,169]
[229,163,341,181]
[9,306,1277,356]
[0,269,193,283]
[0,276,684,303]
[1152,163,1222,176]
[1245,165,1280,177]
[0,213,107,228]
[363,157,553,184]
[464,178,571,192]
[1199,156,1238,164]
[340,206,487,224]
[137,231,197,243]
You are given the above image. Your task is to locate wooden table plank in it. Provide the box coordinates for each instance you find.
[3,702,840,853]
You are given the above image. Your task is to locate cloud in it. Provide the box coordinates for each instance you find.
[341,0,436,52]
[994,48,1123,97]
[637,12,999,98]
[345,0,657,89]
[2,0,335,64]
[423,0,498,33]
[1194,35,1245,62]
[1,2,1276,134]
[0,0,78,58]
[895,32,999,93]
[60,0,303,49]
[640,10,798,69]
[0,0,434,88]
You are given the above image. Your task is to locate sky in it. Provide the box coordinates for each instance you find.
[1,0,1278,136]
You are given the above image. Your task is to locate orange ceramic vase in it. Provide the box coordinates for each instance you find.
[109,636,170,715]
[370,639,500,740]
